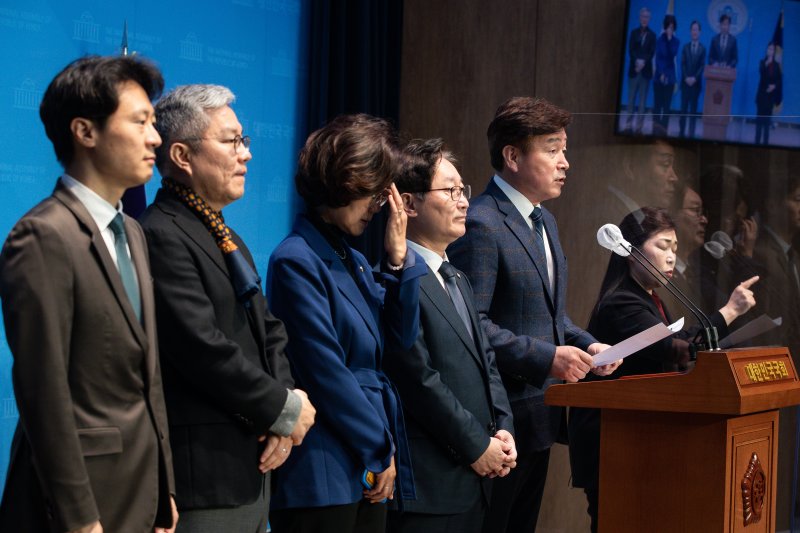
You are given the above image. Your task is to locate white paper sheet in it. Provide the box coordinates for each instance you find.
[592,318,684,367]
[718,314,782,349]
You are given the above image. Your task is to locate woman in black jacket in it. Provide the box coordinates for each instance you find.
[568,207,757,532]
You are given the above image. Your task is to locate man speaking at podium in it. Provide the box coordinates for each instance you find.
[448,97,619,533]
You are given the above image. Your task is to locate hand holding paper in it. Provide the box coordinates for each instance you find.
[592,318,684,367]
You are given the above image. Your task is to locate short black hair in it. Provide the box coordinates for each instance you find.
[40,55,164,167]
[663,14,677,31]
[395,138,457,195]
[719,14,731,25]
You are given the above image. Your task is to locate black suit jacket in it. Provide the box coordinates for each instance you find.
[709,33,738,67]
[384,259,513,514]
[139,189,294,509]
[628,26,657,79]
[681,41,706,88]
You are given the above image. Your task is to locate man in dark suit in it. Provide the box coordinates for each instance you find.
[139,84,315,532]
[449,97,619,533]
[385,139,516,533]
[680,20,706,138]
[625,7,657,133]
[709,14,738,68]
[0,56,177,533]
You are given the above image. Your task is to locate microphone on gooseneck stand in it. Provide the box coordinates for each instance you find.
[596,224,720,354]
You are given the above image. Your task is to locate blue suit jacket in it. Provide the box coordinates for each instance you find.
[266,214,426,509]
[448,179,596,450]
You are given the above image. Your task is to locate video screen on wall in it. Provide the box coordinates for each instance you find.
[616,0,800,149]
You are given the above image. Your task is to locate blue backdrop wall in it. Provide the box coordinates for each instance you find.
[0,0,310,493]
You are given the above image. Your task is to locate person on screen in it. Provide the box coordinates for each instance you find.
[0,55,178,533]
[755,42,783,145]
[653,15,679,136]
[139,84,316,532]
[568,207,757,533]
[679,20,706,138]
[709,14,738,68]
[385,139,516,533]
[447,96,620,533]
[625,7,657,134]
[266,114,427,533]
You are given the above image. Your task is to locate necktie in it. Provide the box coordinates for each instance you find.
[531,206,547,258]
[692,42,697,56]
[721,35,727,53]
[788,248,800,295]
[109,214,141,321]
[438,261,473,338]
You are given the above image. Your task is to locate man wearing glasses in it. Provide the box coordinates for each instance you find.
[139,84,315,531]
[385,138,516,533]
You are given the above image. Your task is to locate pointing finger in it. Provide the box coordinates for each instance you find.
[740,275,759,289]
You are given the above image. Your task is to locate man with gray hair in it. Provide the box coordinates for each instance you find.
[625,7,656,133]
[139,84,315,531]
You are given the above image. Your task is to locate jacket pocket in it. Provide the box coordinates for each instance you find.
[77,427,123,456]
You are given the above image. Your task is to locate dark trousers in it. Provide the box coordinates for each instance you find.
[584,485,599,533]
[755,114,772,144]
[387,497,485,533]
[679,83,701,137]
[652,82,674,134]
[270,500,386,533]
[481,447,550,533]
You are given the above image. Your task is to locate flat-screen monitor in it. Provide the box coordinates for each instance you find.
[616,0,799,149]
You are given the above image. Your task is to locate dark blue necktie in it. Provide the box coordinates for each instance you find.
[531,206,547,258]
[109,214,141,321]
[438,261,473,338]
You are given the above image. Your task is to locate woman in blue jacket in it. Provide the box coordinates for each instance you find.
[267,114,426,532]
[653,14,679,135]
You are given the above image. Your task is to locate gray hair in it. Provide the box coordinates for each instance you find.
[154,84,235,175]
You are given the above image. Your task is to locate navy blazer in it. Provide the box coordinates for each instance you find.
[709,33,738,68]
[384,256,513,514]
[267,214,426,509]
[448,179,595,451]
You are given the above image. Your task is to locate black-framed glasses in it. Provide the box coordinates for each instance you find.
[418,185,471,201]
[182,134,251,154]
[682,206,708,219]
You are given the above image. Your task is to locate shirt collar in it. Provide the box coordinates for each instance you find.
[61,174,123,231]
[765,225,791,255]
[493,174,538,219]
[408,240,446,273]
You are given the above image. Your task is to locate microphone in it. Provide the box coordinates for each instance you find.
[596,223,720,351]
[704,231,734,260]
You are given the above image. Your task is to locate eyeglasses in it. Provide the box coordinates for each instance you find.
[682,206,708,219]
[182,134,251,154]
[370,191,389,209]
[418,185,471,202]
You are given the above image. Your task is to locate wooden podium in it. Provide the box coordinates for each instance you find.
[546,347,800,533]
[702,65,737,140]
